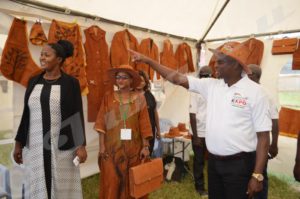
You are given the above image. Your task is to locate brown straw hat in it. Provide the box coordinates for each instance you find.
[108,65,141,88]
[209,42,252,74]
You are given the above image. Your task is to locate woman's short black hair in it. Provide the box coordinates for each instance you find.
[48,40,74,64]
[138,70,151,91]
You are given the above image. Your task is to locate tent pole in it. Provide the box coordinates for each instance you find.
[8,0,198,43]
[204,29,300,43]
[196,0,230,48]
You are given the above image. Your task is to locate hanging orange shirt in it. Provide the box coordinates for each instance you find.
[137,38,159,80]
[110,29,138,68]
[84,25,113,122]
[242,38,264,66]
[0,18,41,87]
[160,39,178,71]
[175,42,195,74]
[48,19,88,93]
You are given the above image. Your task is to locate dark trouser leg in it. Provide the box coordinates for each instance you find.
[192,138,206,191]
[208,158,225,199]
[208,152,256,199]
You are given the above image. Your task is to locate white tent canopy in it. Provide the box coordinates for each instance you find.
[35,0,300,40]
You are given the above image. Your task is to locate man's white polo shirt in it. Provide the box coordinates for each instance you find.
[187,75,272,156]
[189,92,207,138]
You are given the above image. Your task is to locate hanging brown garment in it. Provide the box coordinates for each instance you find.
[137,38,159,80]
[242,38,264,66]
[175,42,195,74]
[48,19,88,93]
[29,22,48,46]
[0,18,41,87]
[84,25,113,122]
[110,29,138,68]
[208,41,240,78]
[279,107,300,138]
[292,45,300,70]
[160,39,178,71]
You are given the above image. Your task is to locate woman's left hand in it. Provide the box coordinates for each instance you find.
[76,146,87,163]
[156,131,161,140]
[140,146,150,161]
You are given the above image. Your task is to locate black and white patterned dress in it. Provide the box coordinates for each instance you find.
[22,77,83,199]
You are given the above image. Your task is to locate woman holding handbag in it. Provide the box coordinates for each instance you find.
[94,65,153,199]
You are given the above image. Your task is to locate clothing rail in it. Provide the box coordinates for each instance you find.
[9,0,198,43]
[205,29,300,43]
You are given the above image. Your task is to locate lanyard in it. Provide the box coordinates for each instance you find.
[118,92,132,128]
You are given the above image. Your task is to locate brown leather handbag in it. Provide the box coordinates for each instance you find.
[129,158,163,198]
[271,38,298,55]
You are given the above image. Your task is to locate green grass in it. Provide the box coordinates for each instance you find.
[81,159,300,199]
[0,130,12,139]
[0,143,13,168]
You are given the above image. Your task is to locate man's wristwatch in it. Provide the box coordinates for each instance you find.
[252,173,264,182]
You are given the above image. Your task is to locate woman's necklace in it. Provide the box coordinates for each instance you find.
[43,74,61,84]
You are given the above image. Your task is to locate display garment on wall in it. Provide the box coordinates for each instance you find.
[175,42,195,74]
[160,39,178,71]
[0,18,42,87]
[84,25,113,122]
[110,29,138,68]
[48,19,88,93]
[94,92,152,199]
[242,38,264,66]
[137,38,159,80]
[29,21,48,46]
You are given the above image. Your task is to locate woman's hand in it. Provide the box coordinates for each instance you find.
[76,146,87,163]
[13,141,23,164]
[140,146,150,161]
[156,131,161,140]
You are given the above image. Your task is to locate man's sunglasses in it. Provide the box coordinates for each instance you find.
[199,73,211,78]
[115,75,131,80]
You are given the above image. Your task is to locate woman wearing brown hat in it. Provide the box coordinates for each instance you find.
[94,65,153,199]
[136,70,161,155]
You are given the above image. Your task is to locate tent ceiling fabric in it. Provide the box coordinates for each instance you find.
[35,0,300,40]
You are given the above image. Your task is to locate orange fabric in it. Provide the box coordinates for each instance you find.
[279,107,300,138]
[242,38,264,66]
[292,45,300,70]
[84,25,113,122]
[137,38,159,80]
[0,18,41,87]
[208,41,240,78]
[110,29,138,68]
[94,91,152,199]
[48,19,88,92]
[29,22,48,46]
[175,42,195,74]
[160,39,178,71]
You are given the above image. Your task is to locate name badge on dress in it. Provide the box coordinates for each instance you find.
[121,128,132,140]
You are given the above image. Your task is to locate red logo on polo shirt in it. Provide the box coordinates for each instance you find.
[231,93,248,108]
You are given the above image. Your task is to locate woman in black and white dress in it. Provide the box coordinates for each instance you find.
[13,40,87,199]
